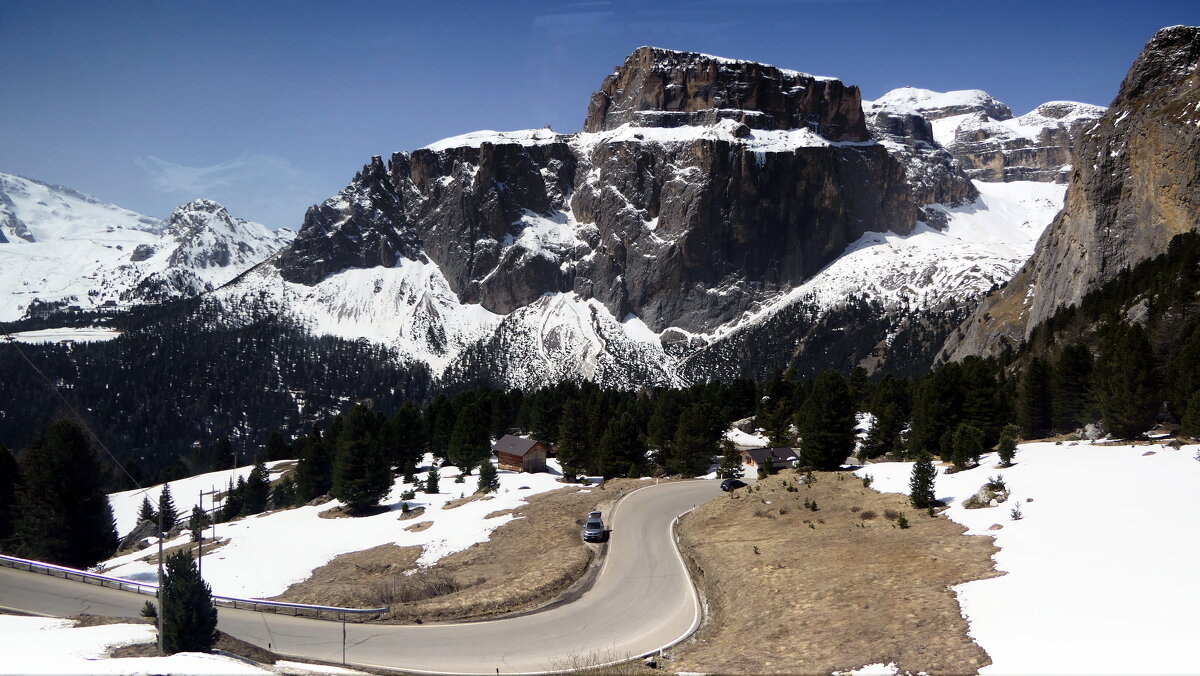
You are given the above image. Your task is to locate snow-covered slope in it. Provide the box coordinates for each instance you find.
[856,440,1200,674]
[103,456,587,599]
[0,173,293,321]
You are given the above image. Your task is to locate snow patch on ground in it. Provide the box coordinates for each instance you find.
[4,327,122,343]
[724,427,767,449]
[0,614,271,674]
[855,441,1200,674]
[102,457,583,599]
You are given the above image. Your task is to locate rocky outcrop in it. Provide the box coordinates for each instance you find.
[947,101,1105,183]
[941,25,1200,361]
[276,48,920,334]
[865,106,978,210]
[870,88,1104,185]
[583,46,869,141]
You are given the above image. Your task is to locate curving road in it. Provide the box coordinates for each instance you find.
[0,479,722,674]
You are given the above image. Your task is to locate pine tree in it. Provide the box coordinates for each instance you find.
[428,396,457,460]
[1053,343,1094,432]
[716,439,743,479]
[220,478,242,522]
[137,496,159,525]
[241,459,270,515]
[0,445,19,544]
[294,428,332,502]
[265,431,290,462]
[8,420,117,568]
[909,454,937,509]
[332,405,392,513]
[758,455,775,479]
[1181,391,1200,438]
[596,413,647,478]
[1095,323,1158,438]
[476,459,500,494]
[390,403,425,475]
[160,550,217,654]
[909,363,962,459]
[1168,322,1200,420]
[447,401,491,476]
[188,506,206,542]
[668,404,720,476]
[950,423,984,470]
[1017,358,1054,439]
[797,370,857,471]
[997,423,1018,467]
[270,475,297,509]
[555,400,590,482]
[424,463,441,494]
[157,484,180,531]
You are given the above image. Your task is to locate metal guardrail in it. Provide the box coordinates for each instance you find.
[0,553,387,621]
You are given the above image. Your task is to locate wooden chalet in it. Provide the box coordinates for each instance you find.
[741,447,798,470]
[492,435,549,473]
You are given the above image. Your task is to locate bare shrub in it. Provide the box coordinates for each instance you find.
[883,509,900,521]
[372,568,459,605]
[859,510,877,521]
[849,506,862,513]
[753,508,776,519]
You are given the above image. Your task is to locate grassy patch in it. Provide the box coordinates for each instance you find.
[672,469,999,674]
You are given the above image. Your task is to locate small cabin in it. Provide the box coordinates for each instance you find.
[741,447,798,472]
[492,435,549,473]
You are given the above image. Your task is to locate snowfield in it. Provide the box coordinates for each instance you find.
[102,457,583,600]
[855,440,1200,674]
[0,614,367,675]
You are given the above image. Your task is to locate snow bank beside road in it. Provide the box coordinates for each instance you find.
[856,441,1200,674]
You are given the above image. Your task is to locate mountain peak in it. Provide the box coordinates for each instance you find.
[870,87,1013,121]
[583,47,868,141]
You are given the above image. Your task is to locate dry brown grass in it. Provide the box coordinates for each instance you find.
[671,470,1000,675]
[442,493,494,510]
[404,521,433,532]
[271,478,651,623]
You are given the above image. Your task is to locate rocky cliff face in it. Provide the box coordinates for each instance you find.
[947,101,1105,183]
[277,48,920,335]
[870,88,1104,185]
[865,106,978,211]
[584,46,869,141]
[941,25,1200,361]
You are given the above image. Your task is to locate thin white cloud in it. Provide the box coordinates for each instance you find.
[136,153,336,230]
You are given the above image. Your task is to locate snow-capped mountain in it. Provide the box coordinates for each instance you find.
[0,173,293,321]
[204,47,1072,387]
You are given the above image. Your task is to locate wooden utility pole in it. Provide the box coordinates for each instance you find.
[156,503,165,655]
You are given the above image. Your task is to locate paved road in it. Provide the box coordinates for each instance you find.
[0,479,723,674]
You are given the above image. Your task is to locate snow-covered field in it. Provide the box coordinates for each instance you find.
[855,440,1200,674]
[0,614,367,675]
[4,327,123,344]
[102,457,584,600]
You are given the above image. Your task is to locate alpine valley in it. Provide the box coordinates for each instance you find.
[5,27,1199,472]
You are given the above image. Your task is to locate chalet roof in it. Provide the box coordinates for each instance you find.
[743,447,796,464]
[491,434,541,457]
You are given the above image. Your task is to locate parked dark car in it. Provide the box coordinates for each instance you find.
[720,478,747,492]
[582,510,605,542]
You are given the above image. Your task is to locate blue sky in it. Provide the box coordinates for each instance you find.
[1,1,1195,229]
